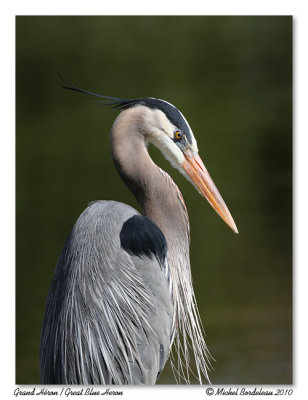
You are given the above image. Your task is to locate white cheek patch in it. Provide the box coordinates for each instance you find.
[148,130,203,198]
[148,130,185,171]
[150,134,201,195]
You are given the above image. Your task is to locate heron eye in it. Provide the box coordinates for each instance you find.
[174,130,183,141]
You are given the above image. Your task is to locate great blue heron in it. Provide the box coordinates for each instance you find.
[39,77,238,385]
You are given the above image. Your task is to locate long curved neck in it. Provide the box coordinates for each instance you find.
[110,108,190,254]
[110,108,210,384]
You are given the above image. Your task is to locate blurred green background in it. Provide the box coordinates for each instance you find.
[16,16,292,384]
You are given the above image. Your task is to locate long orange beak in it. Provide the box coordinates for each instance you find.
[182,149,238,233]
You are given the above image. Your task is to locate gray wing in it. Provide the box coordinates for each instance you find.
[40,200,173,385]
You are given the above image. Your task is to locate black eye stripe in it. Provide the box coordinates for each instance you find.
[136,98,193,145]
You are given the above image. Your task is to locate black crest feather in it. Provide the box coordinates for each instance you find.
[58,73,141,110]
[58,74,193,144]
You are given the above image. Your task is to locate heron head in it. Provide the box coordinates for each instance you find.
[59,75,237,233]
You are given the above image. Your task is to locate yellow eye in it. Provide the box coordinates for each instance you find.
[174,130,182,140]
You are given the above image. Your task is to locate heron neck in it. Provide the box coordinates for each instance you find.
[110,129,190,253]
[140,166,190,248]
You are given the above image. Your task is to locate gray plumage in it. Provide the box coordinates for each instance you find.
[40,83,238,385]
[40,201,172,384]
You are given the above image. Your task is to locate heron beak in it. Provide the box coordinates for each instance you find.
[182,149,238,233]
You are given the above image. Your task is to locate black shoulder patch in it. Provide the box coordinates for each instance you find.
[120,215,167,266]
